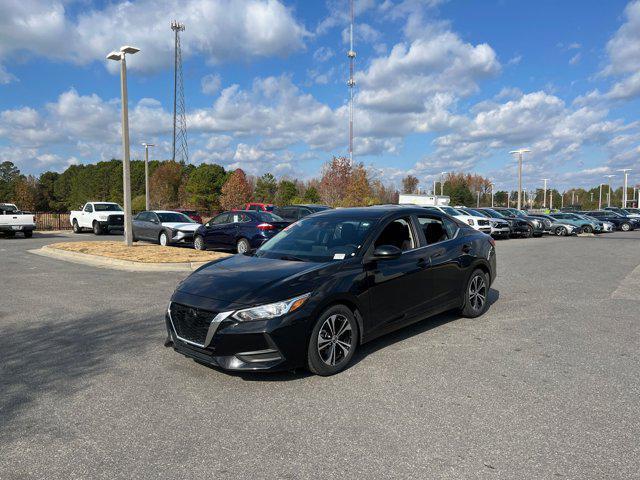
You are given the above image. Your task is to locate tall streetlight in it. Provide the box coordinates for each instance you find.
[618,169,631,208]
[490,183,495,208]
[598,183,603,210]
[549,186,553,210]
[141,142,155,211]
[509,149,531,210]
[107,45,139,247]
[604,174,615,208]
[541,178,549,208]
[439,172,447,196]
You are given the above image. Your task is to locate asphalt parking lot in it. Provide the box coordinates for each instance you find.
[1,231,639,479]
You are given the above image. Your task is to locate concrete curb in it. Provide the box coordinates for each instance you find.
[29,245,212,272]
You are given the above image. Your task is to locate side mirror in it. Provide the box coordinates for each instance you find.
[372,245,402,260]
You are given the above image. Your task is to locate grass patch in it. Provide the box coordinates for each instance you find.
[49,241,231,263]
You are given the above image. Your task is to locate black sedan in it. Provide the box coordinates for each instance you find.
[193,210,289,253]
[133,210,201,246]
[166,206,496,376]
[584,210,636,231]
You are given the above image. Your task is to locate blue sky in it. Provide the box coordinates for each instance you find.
[1,0,639,192]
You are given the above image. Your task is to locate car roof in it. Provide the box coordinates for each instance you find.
[310,205,439,220]
[151,210,189,214]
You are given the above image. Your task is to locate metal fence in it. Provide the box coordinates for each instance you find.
[34,212,72,231]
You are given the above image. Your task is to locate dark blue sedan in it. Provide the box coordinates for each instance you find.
[193,210,290,253]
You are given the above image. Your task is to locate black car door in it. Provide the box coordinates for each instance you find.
[414,214,464,308]
[365,215,433,336]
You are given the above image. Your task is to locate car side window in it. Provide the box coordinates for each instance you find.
[373,217,416,251]
[248,205,259,211]
[208,213,229,226]
[299,208,311,219]
[84,204,93,213]
[230,213,244,223]
[417,215,453,245]
[137,212,150,221]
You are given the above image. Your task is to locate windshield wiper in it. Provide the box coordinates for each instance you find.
[279,255,306,262]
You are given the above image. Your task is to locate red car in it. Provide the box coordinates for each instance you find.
[174,209,203,224]
[245,202,274,212]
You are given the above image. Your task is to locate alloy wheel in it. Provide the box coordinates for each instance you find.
[317,314,352,366]
[160,232,168,246]
[194,236,205,250]
[237,238,249,254]
[468,274,487,311]
[556,226,567,236]
[622,223,630,231]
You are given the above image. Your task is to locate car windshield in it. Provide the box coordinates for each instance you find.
[440,206,461,216]
[157,212,194,223]
[464,208,484,217]
[257,212,284,222]
[481,209,506,218]
[94,203,123,211]
[255,216,376,262]
[1,204,17,213]
[511,209,528,218]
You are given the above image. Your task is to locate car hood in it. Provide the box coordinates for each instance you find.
[175,254,335,305]
[162,222,200,231]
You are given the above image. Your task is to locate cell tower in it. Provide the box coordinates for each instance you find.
[171,20,188,164]
[347,0,356,164]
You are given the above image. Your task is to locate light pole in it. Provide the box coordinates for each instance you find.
[604,174,615,208]
[598,183,603,210]
[476,190,481,208]
[549,187,553,210]
[509,149,531,210]
[542,178,549,208]
[619,169,631,208]
[432,178,436,196]
[440,172,447,196]
[141,143,155,211]
[107,45,140,247]
[490,183,494,208]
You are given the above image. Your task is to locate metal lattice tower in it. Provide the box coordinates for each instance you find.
[171,20,188,164]
[347,0,356,164]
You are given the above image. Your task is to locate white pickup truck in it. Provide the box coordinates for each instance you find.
[70,202,125,235]
[0,203,36,238]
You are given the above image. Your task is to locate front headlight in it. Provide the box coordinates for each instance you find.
[232,293,311,322]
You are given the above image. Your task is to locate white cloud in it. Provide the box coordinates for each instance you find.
[0,0,308,73]
[603,0,640,76]
[201,74,222,95]
[0,64,17,84]
[313,46,334,62]
[569,52,581,66]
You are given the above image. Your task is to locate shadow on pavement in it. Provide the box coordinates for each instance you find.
[0,308,158,439]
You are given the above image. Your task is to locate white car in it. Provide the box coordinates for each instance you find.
[70,202,124,235]
[457,207,511,239]
[0,203,36,238]
[424,206,492,235]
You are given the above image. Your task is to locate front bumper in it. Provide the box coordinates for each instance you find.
[165,291,312,372]
[490,227,510,238]
[169,229,195,243]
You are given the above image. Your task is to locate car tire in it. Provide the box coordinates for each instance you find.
[556,226,567,236]
[72,219,81,233]
[24,230,33,238]
[236,237,250,254]
[522,225,533,238]
[307,305,359,376]
[460,269,490,318]
[621,222,630,232]
[93,221,102,235]
[194,235,206,251]
[582,225,593,234]
[159,231,170,246]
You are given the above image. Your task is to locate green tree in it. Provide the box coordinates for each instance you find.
[401,175,419,194]
[445,182,474,206]
[303,186,321,203]
[275,179,298,205]
[254,173,277,203]
[0,161,21,201]
[185,163,227,211]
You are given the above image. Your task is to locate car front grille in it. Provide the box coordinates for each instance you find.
[169,303,217,346]
[108,214,124,225]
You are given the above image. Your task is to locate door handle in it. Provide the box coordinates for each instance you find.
[462,244,471,253]
[417,257,429,268]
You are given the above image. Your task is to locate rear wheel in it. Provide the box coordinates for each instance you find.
[24,230,33,238]
[460,269,490,318]
[522,225,533,238]
[72,219,81,233]
[236,237,250,254]
[582,225,593,234]
[307,305,358,376]
[93,221,102,235]
[621,222,631,231]
[194,235,206,251]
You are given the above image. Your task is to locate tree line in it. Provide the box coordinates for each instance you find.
[2,157,632,213]
[0,157,397,212]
